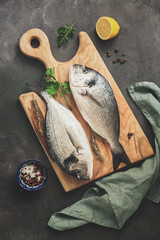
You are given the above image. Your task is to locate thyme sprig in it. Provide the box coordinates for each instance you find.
[57,22,76,48]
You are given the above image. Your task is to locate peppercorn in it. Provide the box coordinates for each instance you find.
[107,50,111,57]
[113,60,117,64]
[117,58,121,62]
[128,133,134,139]
[115,48,119,52]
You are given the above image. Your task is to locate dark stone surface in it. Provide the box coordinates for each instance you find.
[0,0,160,239]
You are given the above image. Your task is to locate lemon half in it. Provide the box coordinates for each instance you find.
[96,17,120,40]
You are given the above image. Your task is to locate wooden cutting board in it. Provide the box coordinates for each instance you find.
[19,28,154,192]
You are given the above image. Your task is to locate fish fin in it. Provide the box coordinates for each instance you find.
[80,89,104,107]
[79,89,88,96]
[112,145,131,171]
[89,94,103,107]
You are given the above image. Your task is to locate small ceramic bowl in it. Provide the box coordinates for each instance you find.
[17,159,48,191]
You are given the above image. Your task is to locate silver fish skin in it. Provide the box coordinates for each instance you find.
[41,91,93,180]
[69,64,131,170]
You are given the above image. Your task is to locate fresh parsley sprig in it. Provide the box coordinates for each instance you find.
[45,67,72,110]
[57,22,76,48]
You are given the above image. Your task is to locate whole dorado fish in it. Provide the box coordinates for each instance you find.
[69,64,131,171]
[41,91,93,180]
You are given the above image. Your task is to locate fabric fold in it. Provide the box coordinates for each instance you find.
[48,82,160,231]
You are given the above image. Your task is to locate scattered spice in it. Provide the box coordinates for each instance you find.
[107,48,127,65]
[107,51,111,57]
[32,98,43,136]
[90,134,105,162]
[122,54,125,57]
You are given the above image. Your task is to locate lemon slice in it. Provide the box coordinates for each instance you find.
[96,17,120,40]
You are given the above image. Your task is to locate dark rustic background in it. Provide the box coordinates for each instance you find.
[0,0,160,239]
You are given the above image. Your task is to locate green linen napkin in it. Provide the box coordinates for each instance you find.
[48,82,160,231]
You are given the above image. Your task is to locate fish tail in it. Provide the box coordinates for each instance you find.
[112,144,131,171]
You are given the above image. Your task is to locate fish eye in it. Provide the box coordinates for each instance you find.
[82,66,88,74]
[75,169,81,178]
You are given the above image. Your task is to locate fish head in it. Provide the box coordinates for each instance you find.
[65,154,92,180]
[69,64,97,88]
[69,161,92,180]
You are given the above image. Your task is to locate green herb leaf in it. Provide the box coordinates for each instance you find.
[46,84,59,95]
[51,67,55,76]
[44,67,72,110]
[68,30,73,37]
[53,82,59,91]
[57,35,64,40]
[57,21,76,48]
[63,81,71,94]
[58,81,63,88]
[45,78,54,83]
[58,27,66,34]
[45,68,52,76]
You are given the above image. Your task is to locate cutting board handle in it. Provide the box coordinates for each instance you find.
[19,28,57,68]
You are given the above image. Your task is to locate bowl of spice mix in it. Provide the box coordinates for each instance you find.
[17,159,48,191]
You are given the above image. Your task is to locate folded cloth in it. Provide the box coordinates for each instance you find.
[48,82,160,231]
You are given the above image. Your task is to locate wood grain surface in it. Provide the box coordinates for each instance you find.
[19,28,154,191]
